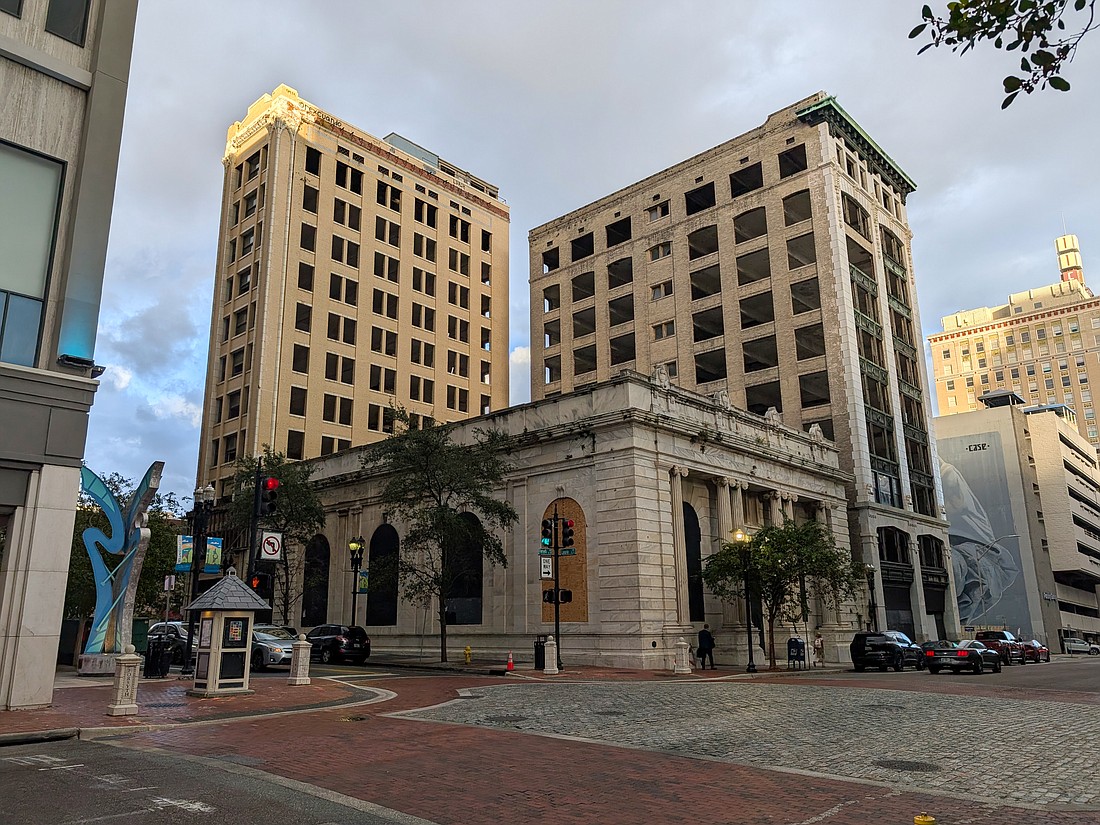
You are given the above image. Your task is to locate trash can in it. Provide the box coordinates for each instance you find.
[786,637,806,670]
[144,638,172,678]
[534,635,547,670]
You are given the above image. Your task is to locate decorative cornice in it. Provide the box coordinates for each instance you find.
[797,96,916,200]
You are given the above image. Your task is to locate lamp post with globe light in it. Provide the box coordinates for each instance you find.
[348,536,365,626]
[732,528,757,674]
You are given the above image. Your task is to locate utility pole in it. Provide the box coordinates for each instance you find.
[552,505,562,670]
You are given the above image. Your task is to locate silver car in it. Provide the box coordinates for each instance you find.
[251,627,297,670]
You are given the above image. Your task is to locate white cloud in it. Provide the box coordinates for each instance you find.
[150,395,203,428]
[104,365,132,391]
[509,346,531,406]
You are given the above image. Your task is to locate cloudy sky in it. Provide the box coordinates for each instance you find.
[85,0,1100,502]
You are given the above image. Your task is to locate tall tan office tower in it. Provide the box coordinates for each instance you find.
[198,86,510,496]
[528,93,955,640]
[929,235,1100,445]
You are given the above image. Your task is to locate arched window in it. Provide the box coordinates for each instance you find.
[444,513,483,625]
[301,534,330,627]
[367,524,399,626]
[683,503,705,622]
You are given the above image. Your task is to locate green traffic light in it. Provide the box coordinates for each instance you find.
[541,537,551,546]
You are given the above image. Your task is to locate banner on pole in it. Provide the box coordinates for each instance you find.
[175,535,193,573]
[204,537,223,573]
[356,569,370,594]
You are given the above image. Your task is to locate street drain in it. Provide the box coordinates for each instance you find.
[873,759,941,773]
[485,715,528,724]
[341,715,370,722]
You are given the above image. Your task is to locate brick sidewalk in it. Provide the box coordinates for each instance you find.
[0,676,363,736]
[113,674,1097,825]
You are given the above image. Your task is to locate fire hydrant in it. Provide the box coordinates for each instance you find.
[464,645,472,665]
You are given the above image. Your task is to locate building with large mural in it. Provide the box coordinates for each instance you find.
[289,371,859,668]
[936,390,1099,649]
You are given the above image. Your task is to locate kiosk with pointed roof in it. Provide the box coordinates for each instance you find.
[185,568,269,697]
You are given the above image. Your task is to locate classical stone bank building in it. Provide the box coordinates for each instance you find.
[296,372,859,668]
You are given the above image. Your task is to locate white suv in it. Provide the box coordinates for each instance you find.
[1063,638,1100,655]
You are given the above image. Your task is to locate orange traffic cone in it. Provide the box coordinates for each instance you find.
[506,651,515,671]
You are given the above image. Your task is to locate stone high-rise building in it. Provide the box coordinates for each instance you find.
[0,0,138,709]
[197,86,510,497]
[929,235,1100,446]
[528,93,956,640]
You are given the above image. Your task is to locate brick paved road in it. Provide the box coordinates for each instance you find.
[114,675,1100,824]
[401,681,1100,808]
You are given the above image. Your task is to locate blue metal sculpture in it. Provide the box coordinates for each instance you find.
[80,461,164,656]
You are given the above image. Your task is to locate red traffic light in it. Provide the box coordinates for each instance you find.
[563,519,574,528]
[251,575,261,590]
[263,476,281,492]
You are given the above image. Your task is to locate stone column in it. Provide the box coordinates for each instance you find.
[767,491,783,526]
[107,645,142,717]
[731,482,746,531]
[781,493,796,522]
[287,634,312,686]
[715,477,733,544]
[670,466,690,625]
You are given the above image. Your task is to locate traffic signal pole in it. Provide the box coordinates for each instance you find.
[247,467,262,583]
[553,505,562,670]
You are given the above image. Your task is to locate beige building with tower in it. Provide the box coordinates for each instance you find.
[197,85,510,497]
[528,92,955,641]
[0,0,137,709]
[929,235,1100,446]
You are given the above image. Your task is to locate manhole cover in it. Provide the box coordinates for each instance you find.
[873,759,941,773]
[341,715,370,722]
[485,715,528,724]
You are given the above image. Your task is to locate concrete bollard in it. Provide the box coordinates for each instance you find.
[543,635,559,675]
[107,644,142,716]
[673,637,692,674]
[287,634,312,686]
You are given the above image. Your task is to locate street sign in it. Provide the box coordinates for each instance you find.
[559,548,576,556]
[260,531,284,561]
[538,548,551,556]
[540,557,553,580]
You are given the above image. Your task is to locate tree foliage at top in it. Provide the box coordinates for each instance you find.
[910,1,1097,107]
[228,447,327,623]
[361,409,518,662]
[702,519,863,669]
[64,471,184,621]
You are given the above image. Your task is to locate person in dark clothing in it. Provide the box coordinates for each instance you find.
[697,624,715,669]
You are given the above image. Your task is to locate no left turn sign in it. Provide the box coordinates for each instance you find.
[260,531,284,561]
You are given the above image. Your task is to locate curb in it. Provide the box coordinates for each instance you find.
[0,727,79,748]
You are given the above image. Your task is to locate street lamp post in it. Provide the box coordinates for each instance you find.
[865,564,878,632]
[348,536,365,626]
[733,528,756,674]
[181,484,216,676]
[971,534,1019,622]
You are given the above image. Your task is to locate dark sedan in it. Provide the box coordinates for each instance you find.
[850,630,925,672]
[925,639,1002,674]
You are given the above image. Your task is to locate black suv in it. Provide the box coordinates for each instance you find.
[850,630,925,672]
[305,624,371,664]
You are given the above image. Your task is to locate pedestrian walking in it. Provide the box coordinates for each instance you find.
[697,624,715,670]
[813,631,825,668]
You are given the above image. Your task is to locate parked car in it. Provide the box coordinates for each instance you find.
[251,626,297,671]
[975,630,1026,665]
[1021,639,1050,663]
[305,624,371,664]
[924,639,1002,674]
[148,621,190,664]
[850,630,924,672]
[1063,637,1100,654]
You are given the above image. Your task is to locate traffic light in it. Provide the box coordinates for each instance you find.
[542,588,573,604]
[258,476,280,517]
[560,519,575,549]
[540,518,554,548]
[250,572,273,601]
